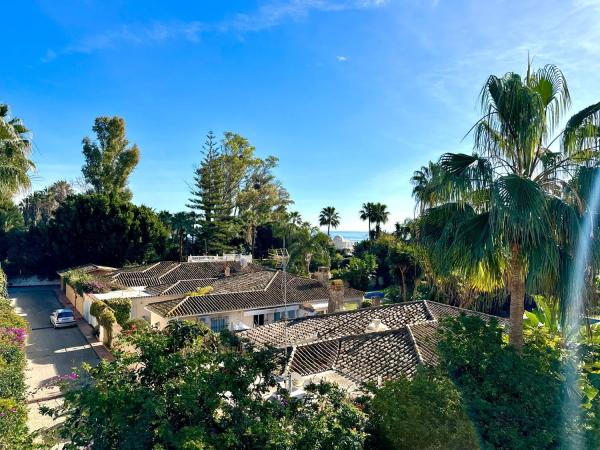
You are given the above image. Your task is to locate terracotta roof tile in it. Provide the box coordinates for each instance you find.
[147,271,365,318]
[239,300,507,386]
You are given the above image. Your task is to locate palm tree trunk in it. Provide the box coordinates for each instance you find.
[178,231,184,261]
[368,219,371,240]
[508,243,525,350]
[400,268,407,303]
[327,223,331,236]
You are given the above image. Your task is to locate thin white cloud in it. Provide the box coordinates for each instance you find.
[337,55,348,62]
[43,0,387,61]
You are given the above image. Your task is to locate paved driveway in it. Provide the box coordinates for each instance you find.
[9,287,100,433]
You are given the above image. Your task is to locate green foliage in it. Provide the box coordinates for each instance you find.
[0,268,6,298]
[413,63,600,347]
[82,116,140,200]
[48,193,169,269]
[368,367,479,450]
[0,290,31,448]
[185,286,214,297]
[121,318,150,334]
[90,300,108,319]
[319,206,341,236]
[437,314,599,449]
[45,321,367,449]
[334,254,377,291]
[386,242,421,302]
[20,180,73,226]
[188,131,291,255]
[98,308,116,328]
[0,398,31,449]
[0,198,24,233]
[0,104,35,201]
[104,298,132,326]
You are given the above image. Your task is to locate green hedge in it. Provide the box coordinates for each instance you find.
[0,269,32,448]
[91,299,131,328]
[104,298,132,327]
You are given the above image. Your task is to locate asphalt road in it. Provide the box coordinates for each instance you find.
[9,287,100,433]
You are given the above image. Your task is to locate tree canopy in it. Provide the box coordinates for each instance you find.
[414,63,600,348]
[82,116,140,200]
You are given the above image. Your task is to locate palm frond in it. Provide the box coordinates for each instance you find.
[490,175,551,248]
[562,101,600,156]
[528,64,570,135]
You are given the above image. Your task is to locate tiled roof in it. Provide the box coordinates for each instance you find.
[146,271,365,318]
[145,279,217,296]
[107,261,266,288]
[57,263,116,275]
[289,329,421,384]
[240,300,508,386]
[239,301,432,347]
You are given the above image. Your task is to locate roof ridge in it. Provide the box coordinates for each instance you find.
[425,300,508,322]
[406,324,424,364]
[165,296,189,317]
[141,261,161,274]
[264,271,280,292]
[422,300,435,321]
[158,262,182,281]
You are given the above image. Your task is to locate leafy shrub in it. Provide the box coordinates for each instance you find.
[122,318,150,334]
[0,398,31,449]
[104,298,132,326]
[437,314,596,449]
[0,269,6,298]
[0,277,31,447]
[45,321,367,449]
[383,285,401,302]
[98,308,116,328]
[368,367,478,450]
[65,270,121,295]
[90,300,108,318]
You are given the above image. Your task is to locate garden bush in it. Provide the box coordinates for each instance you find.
[90,300,108,319]
[368,367,478,450]
[0,275,31,448]
[437,314,598,449]
[98,308,116,328]
[0,269,6,298]
[104,298,132,326]
[122,318,150,334]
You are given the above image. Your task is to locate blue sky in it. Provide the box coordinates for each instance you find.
[3,0,600,231]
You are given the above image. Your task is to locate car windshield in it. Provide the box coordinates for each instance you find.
[58,311,73,318]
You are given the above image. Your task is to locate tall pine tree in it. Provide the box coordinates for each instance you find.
[188,131,236,254]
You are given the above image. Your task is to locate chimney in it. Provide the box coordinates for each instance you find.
[371,296,381,307]
[315,266,331,286]
[327,279,345,314]
[366,318,389,333]
[224,265,231,277]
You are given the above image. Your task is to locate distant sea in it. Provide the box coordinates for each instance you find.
[332,231,369,243]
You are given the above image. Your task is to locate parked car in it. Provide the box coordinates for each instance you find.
[50,309,76,328]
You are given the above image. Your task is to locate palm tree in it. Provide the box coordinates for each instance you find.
[371,203,390,238]
[319,206,341,236]
[411,162,444,214]
[0,104,34,200]
[417,63,600,349]
[359,202,376,239]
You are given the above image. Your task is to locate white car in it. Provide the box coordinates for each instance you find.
[50,309,76,328]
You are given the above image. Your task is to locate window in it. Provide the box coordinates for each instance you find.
[287,310,296,319]
[274,312,282,322]
[58,311,73,319]
[210,317,228,332]
[253,314,265,326]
